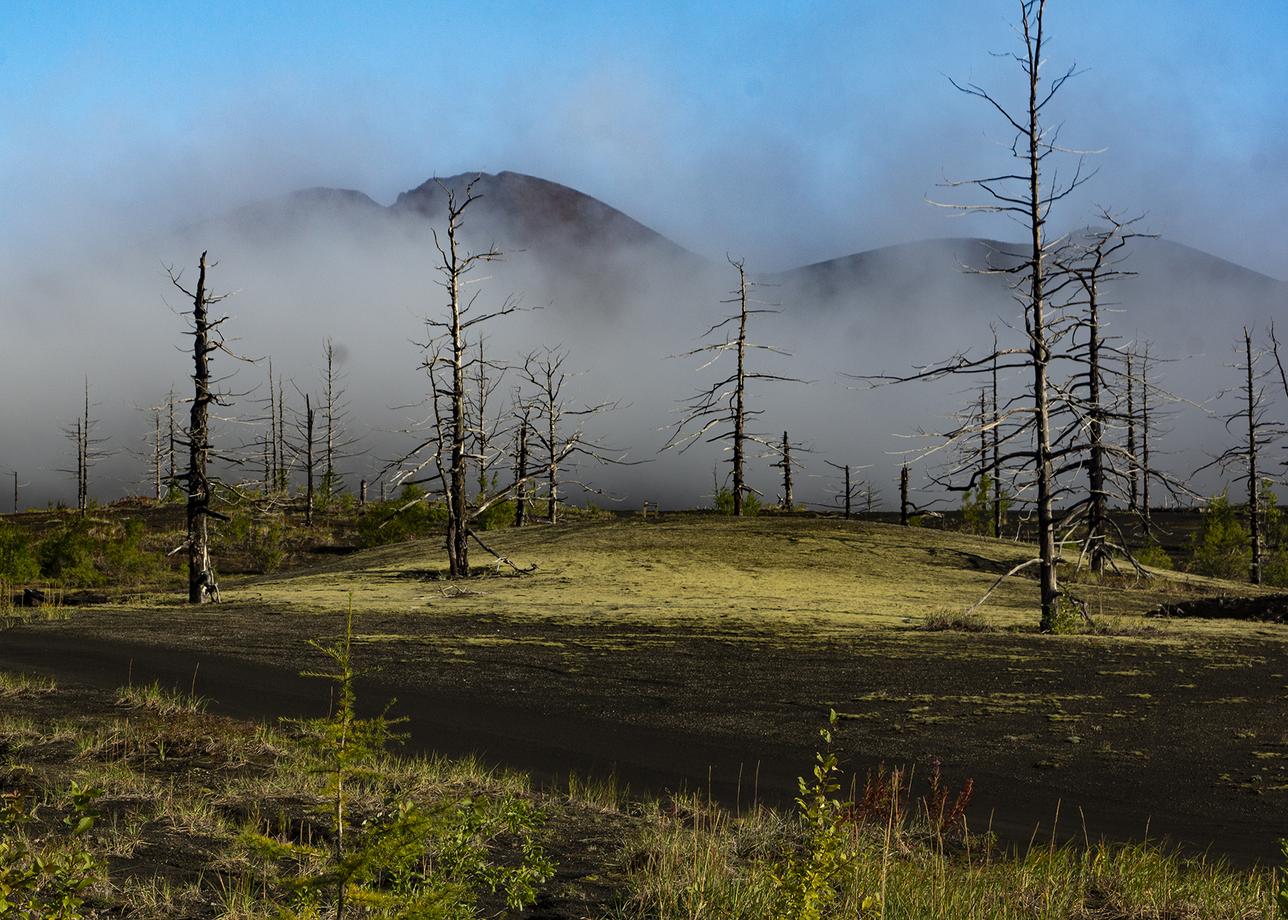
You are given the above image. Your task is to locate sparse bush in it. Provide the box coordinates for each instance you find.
[713,487,760,516]
[773,710,871,919]
[961,473,1010,536]
[357,484,449,548]
[1188,491,1251,580]
[921,610,991,632]
[251,599,555,917]
[0,782,100,919]
[1132,540,1174,570]
[217,511,287,574]
[0,522,39,583]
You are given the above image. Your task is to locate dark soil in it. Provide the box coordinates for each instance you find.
[3,604,1285,866]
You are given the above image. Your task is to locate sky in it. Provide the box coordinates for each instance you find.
[3,0,1288,276]
[2,1,1287,509]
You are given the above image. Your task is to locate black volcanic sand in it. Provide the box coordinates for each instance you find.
[1,607,1285,866]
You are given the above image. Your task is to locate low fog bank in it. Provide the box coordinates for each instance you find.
[2,174,1285,516]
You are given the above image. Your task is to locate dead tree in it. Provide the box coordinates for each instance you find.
[1126,349,1138,512]
[862,0,1095,629]
[1053,214,1152,572]
[169,252,234,604]
[1196,328,1284,584]
[990,337,1004,537]
[512,398,532,527]
[398,176,517,576]
[296,393,317,526]
[664,256,800,515]
[900,464,910,526]
[1139,345,1152,522]
[61,378,109,516]
[320,338,360,502]
[469,338,507,508]
[771,430,809,511]
[825,460,864,519]
[519,347,623,524]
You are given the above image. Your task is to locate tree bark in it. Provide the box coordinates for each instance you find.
[305,393,315,527]
[900,464,910,526]
[1245,329,1262,584]
[779,431,793,510]
[186,252,217,604]
[732,263,748,516]
[514,417,528,528]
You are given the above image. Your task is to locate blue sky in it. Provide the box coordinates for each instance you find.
[4,1,1288,274]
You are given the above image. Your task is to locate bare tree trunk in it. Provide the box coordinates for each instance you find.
[1140,346,1152,524]
[12,471,17,514]
[305,394,315,527]
[991,342,1002,538]
[844,464,851,519]
[277,380,287,494]
[900,464,910,526]
[1245,328,1262,585]
[1126,350,1138,515]
[186,252,217,604]
[79,379,90,515]
[779,431,793,510]
[546,387,558,525]
[259,435,269,493]
[324,339,336,496]
[446,207,470,575]
[732,263,748,516]
[1086,278,1107,574]
[167,387,177,490]
[1021,9,1060,631]
[514,416,528,528]
[153,408,163,501]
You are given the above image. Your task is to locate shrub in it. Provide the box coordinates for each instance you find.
[961,472,1010,536]
[255,599,555,917]
[773,710,874,919]
[0,522,40,583]
[0,782,100,919]
[1132,540,1174,570]
[357,485,448,548]
[1188,491,1251,580]
[217,511,287,574]
[36,521,101,586]
[713,487,760,516]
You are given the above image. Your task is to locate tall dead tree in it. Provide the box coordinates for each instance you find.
[665,256,799,514]
[825,460,865,519]
[1139,345,1152,522]
[864,0,1096,629]
[62,378,109,516]
[319,338,360,502]
[405,177,520,576]
[1053,214,1152,572]
[519,347,622,525]
[1197,328,1284,584]
[771,430,806,510]
[900,464,910,526]
[169,252,233,604]
[1126,349,1138,512]
[990,338,1003,537]
[512,399,532,528]
[469,338,507,508]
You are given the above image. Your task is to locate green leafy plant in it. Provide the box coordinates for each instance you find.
[773,710,873,920]
[0,783,99,919]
